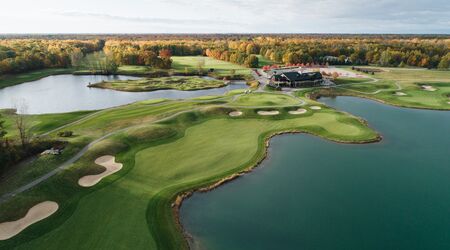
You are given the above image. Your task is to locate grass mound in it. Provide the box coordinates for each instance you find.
[89,76,225,92]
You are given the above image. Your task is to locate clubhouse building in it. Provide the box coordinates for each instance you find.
[270,71,323,88]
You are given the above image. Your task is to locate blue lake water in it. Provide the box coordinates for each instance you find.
[181,97,450,250]
[0,75,246,114]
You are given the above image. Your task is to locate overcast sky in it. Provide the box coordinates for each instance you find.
[1,0,449,34]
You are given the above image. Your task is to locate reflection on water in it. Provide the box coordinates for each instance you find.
[0,75,247,114]
[181,97,450,250]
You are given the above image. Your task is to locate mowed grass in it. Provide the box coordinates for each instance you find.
[256,55,275,67]
[117,65,153,75]
[334,77,372,85]
[0,101,196,197]
[0,68,73,89]
[171,56,251,76]
[0,92,379,250]
[0,110,95,139]
[231,92,301,107]
[337,80,395,92]
[336,67,450,110]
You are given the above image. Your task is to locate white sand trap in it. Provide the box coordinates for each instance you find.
[421,85,437,91]
[289,108,307,115]
[0,201,58,240]
[395,92,407,96]
[229,111,243,117]
[448,102,450,105]
[78,155,123,187]
[257,110,280,116]
[310,106,322,110]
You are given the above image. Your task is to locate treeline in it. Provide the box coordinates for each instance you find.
[256,38,450,69]
[205,49,259,68]
[2,34,449,41]
[1,36,449,73]
[102,37,449,69]
[0,39,105,74]
[103,41,205,69]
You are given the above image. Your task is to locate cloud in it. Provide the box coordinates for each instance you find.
[53,10,241,27]
[2,0,450,33]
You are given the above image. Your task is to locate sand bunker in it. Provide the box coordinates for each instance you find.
[310,106,322,110]
[288,108,307,115]
[394,92,407,96]
[257,110,280,116]
[0,201,58,240]
[229,111,243,117]
[78,156,123,187]
[421,85,437,91]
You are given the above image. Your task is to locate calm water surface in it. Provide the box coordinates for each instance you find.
[181,97,450,250]
[0,75,246,114]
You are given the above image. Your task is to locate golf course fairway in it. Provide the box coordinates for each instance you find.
[0,93,380,250]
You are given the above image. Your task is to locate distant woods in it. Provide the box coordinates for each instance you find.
[0,39,105,74]
[0,35,449,75]
[105,36,449,69]
[104,41,176,69]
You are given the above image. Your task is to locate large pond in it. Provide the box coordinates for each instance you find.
[181,97,450,250]
[0,75,247,114]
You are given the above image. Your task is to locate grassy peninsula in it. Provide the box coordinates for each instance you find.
[89,76,226,92]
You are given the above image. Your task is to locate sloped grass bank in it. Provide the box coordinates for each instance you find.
[0,103,379,250]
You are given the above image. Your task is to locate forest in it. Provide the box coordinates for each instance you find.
[0,34,449,75]
[0,39,104,74]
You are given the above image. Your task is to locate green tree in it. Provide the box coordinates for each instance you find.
[437,53,450,70]
[282,52,300,64]
[245,55,259,68]
[246,44,258,55]
[379,51,393,67]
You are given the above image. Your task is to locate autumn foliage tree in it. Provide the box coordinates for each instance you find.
[0,39,104,74]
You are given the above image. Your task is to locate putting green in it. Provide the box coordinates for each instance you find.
[231,92,300,107]
[335,67,450,110]
[0,97,378,249]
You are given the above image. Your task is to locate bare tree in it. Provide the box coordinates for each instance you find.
[14,100,30,148]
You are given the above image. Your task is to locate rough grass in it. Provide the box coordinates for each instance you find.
[0,93,379,250]
[256,55,274,67]
[0,102,196,197]
[117,65,153,75]
[90,76,225,92]
[0,110,95,139]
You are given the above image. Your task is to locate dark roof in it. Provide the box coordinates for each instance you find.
[276,72,322,82]
[281,72,301,82]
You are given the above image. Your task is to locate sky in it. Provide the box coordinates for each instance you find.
[1,0,449,34]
